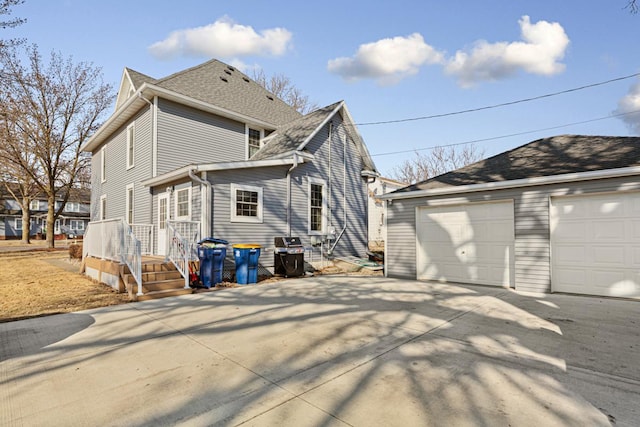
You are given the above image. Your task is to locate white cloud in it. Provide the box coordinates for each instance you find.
[444,16,570,87]
[327,33,445,85]
[615,80,640,134]
[148,17,293,60]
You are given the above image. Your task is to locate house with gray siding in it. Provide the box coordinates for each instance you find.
[0,186,90,239]
[381,135,640,299]
[80,59,377,281]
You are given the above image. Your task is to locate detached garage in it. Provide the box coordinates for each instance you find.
[383,135,640,299]
[417,201,515,287]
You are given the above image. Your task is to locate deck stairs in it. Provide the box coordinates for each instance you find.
[123,259,194,301]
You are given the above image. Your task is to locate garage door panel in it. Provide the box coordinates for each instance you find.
[552,222,585,241]
[592,246,627,266]
[551,192,640,298]
[553,200,587,219]
[417,201,514,287]
[592,220,625,240]
[553,245,586,264]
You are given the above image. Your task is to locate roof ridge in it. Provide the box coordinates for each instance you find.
[153,58,224,85]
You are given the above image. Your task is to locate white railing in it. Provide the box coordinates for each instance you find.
[166,220,200,289]
[130,224,154,255]
[123,226,143,296]
[83,218,143,296]
[84,218,126,262]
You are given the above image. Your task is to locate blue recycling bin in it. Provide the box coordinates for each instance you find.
[197,238,228,288]
[233,244,261,285]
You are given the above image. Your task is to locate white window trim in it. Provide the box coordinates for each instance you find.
[101,145,106,183]
[15,218,22,230]
[245,125,264,160]
[174,187,192,221]
[100,194,107,220]
[230,183,263,223]
[125,183,134,224]
[158,193,169,231]
[308,177,327,235]
[126,123,135,170]
[29,200,39,211]
[70,219,85,230]
[54,219,60,234]
[65,202,80,212]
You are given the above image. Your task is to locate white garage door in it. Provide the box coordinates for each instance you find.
[416,201,515,287]
[551,192,640,298]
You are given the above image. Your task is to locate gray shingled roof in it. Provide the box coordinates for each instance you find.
[125,68,156,90]
[151,59,301,126]
[251,102,341,160]
[394,135,640,193]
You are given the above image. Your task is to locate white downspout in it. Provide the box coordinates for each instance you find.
[188,169,211,239]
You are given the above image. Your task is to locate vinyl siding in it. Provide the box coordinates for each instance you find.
[209,166,289,267]
[156,99,245,175]
[90,107,153,225]
[289,116,368,261]
[386,175,640,293]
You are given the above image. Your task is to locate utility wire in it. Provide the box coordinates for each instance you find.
[356,72,640,126]
[371,109,640,157]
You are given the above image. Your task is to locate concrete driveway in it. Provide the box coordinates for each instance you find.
[1,276,638,426]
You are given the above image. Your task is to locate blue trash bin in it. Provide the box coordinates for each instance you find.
[233,244,261,285]
[197,238,228,288]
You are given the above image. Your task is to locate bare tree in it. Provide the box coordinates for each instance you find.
[626,0,638,13]
[0,112,41,243]
[390,144,485,185]
[252,69,318,114]
[0,0,25,50]
[0,45,113,248]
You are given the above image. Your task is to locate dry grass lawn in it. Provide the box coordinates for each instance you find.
[0,250,130,322]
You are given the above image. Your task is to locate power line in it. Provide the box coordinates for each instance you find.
[357,72,640,126]
[371,109,640,157]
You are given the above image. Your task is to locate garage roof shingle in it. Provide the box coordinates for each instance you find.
[395,135,640,193]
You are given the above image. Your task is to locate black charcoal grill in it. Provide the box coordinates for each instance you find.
[274,237,305,277]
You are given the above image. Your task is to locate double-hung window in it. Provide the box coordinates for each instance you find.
[230,184,263,223]
[126,184,134,224]
[30,200,39,211]
[308,178,326,234]
[65,202,80,212]
[101,145,106,183]
[100,195,107,220]
[126,124,135,169]
[175,188,191,220]
[15,218,22,230]
[247,127,262,159]
[70,220,85,231]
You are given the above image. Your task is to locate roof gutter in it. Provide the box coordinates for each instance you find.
[141,158,301,188]
[380,166,640,200]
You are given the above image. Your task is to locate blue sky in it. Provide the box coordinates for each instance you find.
[6,0,640,176]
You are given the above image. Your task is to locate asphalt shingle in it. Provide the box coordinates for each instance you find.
[395,135,640,193]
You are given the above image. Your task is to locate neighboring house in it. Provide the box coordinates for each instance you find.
[81,59,377,274]
[367,176,405,250]
[381,135,640,299]
[0,186,90,239]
